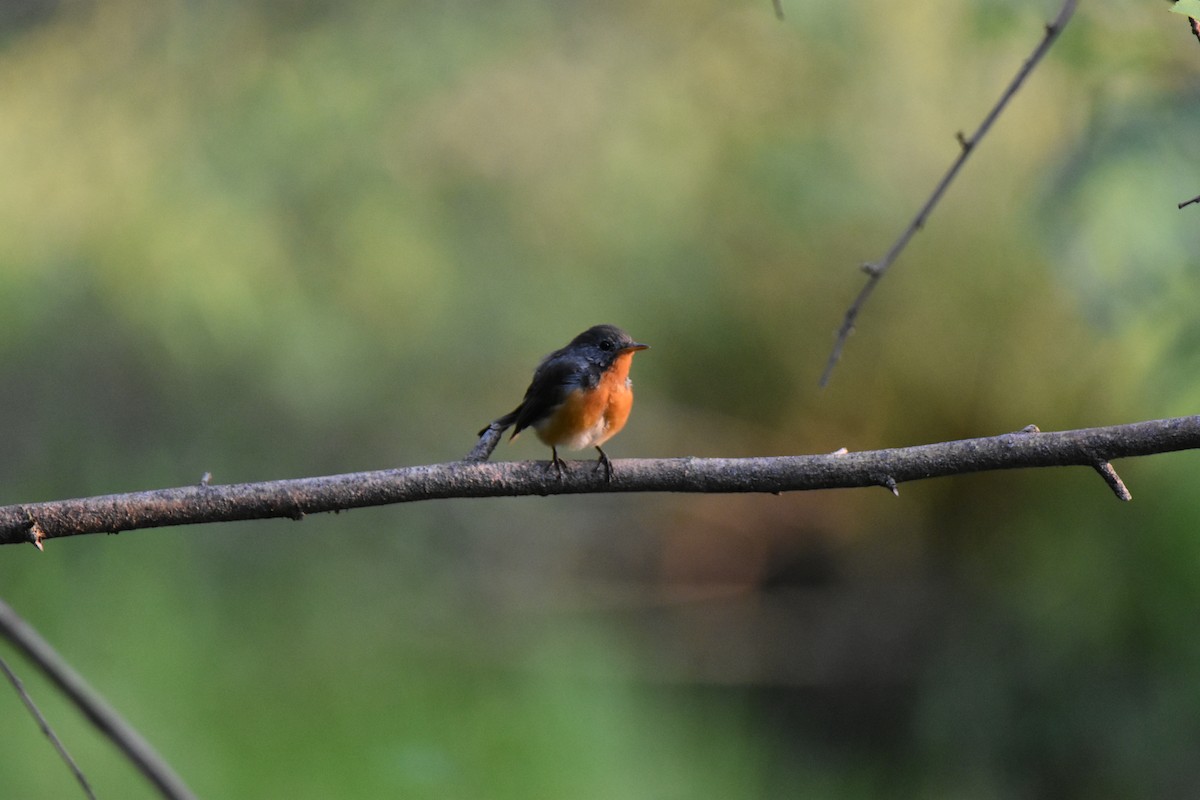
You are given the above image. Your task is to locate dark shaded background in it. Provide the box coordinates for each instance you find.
[2,0,1200,796]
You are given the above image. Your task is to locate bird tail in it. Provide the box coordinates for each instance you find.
[478,406,521,438]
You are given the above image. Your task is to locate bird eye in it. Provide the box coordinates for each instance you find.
[599,339,614,351]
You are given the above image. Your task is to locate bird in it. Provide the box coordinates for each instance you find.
[479,324,649,480]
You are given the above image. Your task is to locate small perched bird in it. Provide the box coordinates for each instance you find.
[479,324,650,479]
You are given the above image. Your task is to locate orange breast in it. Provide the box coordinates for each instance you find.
[534,351,636,450]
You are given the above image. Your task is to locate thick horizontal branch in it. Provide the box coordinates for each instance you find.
[3,416,1198,547]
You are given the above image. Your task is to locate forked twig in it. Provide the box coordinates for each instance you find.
[819,0,1080,387]
[0,598,197,800]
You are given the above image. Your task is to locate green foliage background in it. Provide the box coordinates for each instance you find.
[1,0,1199,796]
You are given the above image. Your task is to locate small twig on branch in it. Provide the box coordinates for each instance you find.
[0,599,197,800]
[464,422,506,463]
[1179,194,1200,209]
[0,653,96,799]
[1092,460,1132,501]
[819,0,1079,387]
[2,415,1198,547]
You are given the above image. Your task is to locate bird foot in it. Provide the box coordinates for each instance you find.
[595,448,613,482]
[546,449,568,480]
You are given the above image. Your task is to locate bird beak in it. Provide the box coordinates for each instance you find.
[622,342,650,353]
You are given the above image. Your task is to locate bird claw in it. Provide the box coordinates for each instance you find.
[547,449,568,480]
[595,448,613,482]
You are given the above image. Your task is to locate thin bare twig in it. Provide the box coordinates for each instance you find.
[1179,194,1200,209]
[819,0,1080,387]
[0,599,197,800]
[3,415,1198,547]
[0,653,96,799]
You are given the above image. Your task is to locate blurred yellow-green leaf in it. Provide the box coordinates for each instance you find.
[1170,0,1200,18]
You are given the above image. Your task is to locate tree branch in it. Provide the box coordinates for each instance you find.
[0,598,197,800]
[4,416,1199,547]
[819,0,1080,387]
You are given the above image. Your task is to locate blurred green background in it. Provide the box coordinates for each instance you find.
[1,0,1199,796]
